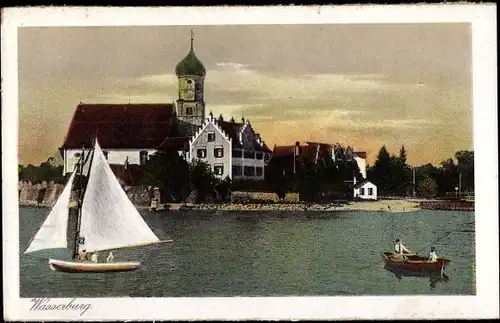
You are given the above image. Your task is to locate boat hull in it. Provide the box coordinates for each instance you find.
[48,259,140,273]
[381,251,450,273]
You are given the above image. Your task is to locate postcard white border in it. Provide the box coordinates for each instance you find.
[2,5,498,321]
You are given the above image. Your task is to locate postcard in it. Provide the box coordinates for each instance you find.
[2,5,498,321]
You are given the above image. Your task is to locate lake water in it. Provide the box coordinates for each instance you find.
[19,206,475,297]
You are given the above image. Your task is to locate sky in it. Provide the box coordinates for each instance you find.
[18,23,472,166]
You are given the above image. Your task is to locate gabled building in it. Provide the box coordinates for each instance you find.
[59,32,270,182]
[188,113,271,180]
[353,179,377,200]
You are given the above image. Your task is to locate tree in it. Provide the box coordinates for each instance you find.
[455,150,474,192]
[369,145,393,196]
[141,150,190,203]
[265,158,291,201]
[417,175,438,198]
[214,176,232,203]
[189,159,217,203]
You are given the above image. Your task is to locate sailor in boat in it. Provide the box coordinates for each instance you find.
[106,252,114,263]
[428,247,438,262]
[90,252,99,263]
[393,239,412,260]
[77,249,88,262]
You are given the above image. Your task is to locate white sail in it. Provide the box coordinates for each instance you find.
[79,140,161,253]
[24,170,77,256]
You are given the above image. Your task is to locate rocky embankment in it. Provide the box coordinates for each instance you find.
[18,181,151,207]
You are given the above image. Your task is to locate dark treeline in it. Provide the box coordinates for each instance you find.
[141,150,231,204]
[18,158,65,184]
[367,145,474,198]
[19,145,474,202]
[265,144,362,203]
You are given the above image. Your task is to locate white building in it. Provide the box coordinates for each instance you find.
[353,179,378,200]
[188,113,270,180]
[60,33,270,182]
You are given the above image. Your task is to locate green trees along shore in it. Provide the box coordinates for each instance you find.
[18,145,474,202]
[367,145,474,198]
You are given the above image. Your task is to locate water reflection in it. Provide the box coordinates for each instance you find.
[383,264,450,290]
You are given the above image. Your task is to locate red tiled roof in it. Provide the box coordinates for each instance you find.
[157,136,189,150]
[61,104,177,149]
[272,145,295,157]
[354,151,367,159]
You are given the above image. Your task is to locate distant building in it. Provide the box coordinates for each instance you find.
[59,33,271,182]
[271,141,368,178]
[353,179,377,200]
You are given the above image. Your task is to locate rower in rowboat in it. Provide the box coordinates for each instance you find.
[393,239,415,260]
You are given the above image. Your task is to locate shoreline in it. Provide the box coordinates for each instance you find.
[150,199,421,213]
[20,199,474,213]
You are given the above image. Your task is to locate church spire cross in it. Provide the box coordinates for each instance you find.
[190,30,194,50]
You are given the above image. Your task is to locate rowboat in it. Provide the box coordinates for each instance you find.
[381,251,451,273]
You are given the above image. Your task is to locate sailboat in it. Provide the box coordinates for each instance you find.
[24,139,172,273]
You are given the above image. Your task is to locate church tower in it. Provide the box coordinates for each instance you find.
[175,31,206,136]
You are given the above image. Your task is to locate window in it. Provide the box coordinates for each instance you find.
[186,107,193,115]
[359,187,365,195]
[103,150,109,160]
[256,152,263,160]
[233,150,242,158]
[232,165,242,176]
[244,151,254,159]
[140,151,148,166]
[197,147,207,158]
[207,132,215,142]
[244,166,255,177]
[214,147,224,158]
[187,79,192,84]
[256,167,263,176]
[74,152,81,158]
[214,164,224,176]
[368,188,373,196]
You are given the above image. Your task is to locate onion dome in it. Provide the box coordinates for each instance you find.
[175,32,206,77]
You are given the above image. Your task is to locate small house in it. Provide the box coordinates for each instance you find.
[353,179,377,200]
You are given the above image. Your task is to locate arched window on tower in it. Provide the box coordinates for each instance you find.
[186,107,193,115]
[140,151,148,166]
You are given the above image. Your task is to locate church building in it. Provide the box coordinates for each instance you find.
[60,33,271,182]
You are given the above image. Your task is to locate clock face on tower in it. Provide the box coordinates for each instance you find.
[180,78,196,101]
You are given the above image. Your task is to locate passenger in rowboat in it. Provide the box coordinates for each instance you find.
[90,252,99,263]
[106,252,114,263]
[428,247,438,262]
[393,239,413,260]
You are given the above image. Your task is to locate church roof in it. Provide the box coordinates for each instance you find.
[175,48,206,77]
[60,103,179,149]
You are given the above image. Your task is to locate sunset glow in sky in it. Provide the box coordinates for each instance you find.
[18,24,472,166]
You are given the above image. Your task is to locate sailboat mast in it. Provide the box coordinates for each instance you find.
[72,145,94,259]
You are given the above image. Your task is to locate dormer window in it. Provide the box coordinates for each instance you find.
[140,151,148,165]
[207,132,215,142]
